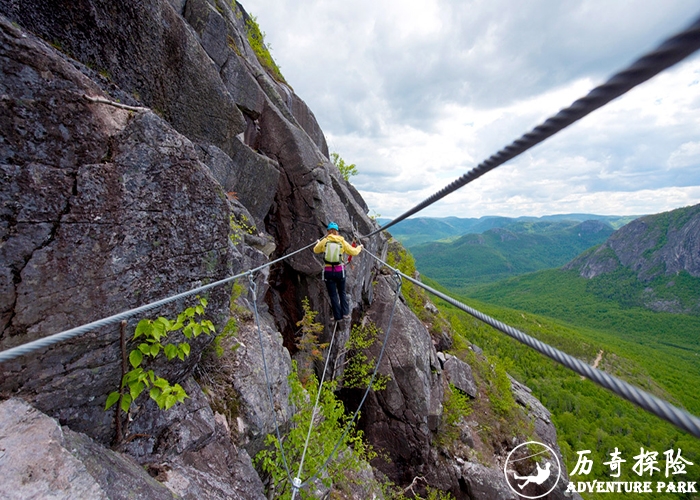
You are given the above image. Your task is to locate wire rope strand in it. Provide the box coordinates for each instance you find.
[292,321,340,500]
[364,13,700,239]
[0,241,317,364]
[301,270,403,488]
[364,250,700,440]
[248,273,295,485]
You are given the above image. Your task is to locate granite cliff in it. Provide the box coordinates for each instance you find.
[566,203,700,314]
[0,1,575,498]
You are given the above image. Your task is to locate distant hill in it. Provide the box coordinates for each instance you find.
[564,203,700,314]
[379,214,638,247]
[408,219,615,287]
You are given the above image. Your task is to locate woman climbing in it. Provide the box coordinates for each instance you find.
[313,222,363,322]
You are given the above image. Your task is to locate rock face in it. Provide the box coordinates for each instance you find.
[0,15,237,442]
[0,397,174,500]
[354,274,444,485]
[0,1,575,498]
[565,203,700,312]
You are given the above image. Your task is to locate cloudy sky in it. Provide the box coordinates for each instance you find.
[241,0,700,219]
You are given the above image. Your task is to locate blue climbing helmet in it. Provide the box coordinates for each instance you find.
[327,222,339,231]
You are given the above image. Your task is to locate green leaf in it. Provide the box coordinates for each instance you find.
[164,394,178,410]
[120,393,132,413]
[193,324,202,337]
[129,381,145,401]
[164,344,178,360]
[195,305,204,315]
[129,349,143,368]
[138,343,151,354]
[179,343,191,357]
[152,319,167,340]
[149,343,161,357]
[155,392,168,410]
[154,377,170,390]
[200,297,208,308]
[134,319,151,339]
[182,324,193,339]
[105,391,120,410]
[149,386,162,402]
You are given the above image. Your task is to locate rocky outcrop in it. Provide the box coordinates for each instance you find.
[0,15,244,442]
[439,352,477,398]
[567,204,700,281]
[0,397,173,500]
[565,204,700,312]
[353,274,444,485]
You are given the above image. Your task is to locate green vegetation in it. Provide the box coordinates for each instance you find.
[382,215,634,247]
[245,15,286,84]
[106,297,215,414]
[461,268,700,414]
[229,212,256,245]
[331,152,358,182]
[255,362,377,499]
[409,221,613,288]
[423,273,700,499]
[343,320,391,391]
[434,383,473,447]
[295,297,327,385]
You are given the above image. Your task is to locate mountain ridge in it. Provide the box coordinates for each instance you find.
[380,213,638,246]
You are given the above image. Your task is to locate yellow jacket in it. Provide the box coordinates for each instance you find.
[313,234,362,260]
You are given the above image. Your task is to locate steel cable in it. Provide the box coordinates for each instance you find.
[249,273,295,485]
[0,241,317,364]
[364,250,700,439]
[365,14,700,239]
[292,321,340,500]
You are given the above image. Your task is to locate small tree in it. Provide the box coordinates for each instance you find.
[105,297,215,436]
[255,362,377,499]
[295,297,327,385]
[342,320,391,391]
[331,152,358,182]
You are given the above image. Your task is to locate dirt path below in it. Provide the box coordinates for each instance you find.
[592,349,604,369]
[581,350,604,380]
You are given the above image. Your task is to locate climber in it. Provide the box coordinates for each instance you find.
[313,222,363,322]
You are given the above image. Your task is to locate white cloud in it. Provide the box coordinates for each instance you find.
[240,0,700,218]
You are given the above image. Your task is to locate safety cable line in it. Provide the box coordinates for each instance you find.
[0,241,317,364]
[364,13,700,239]
[249,273,294,484]
[291,320,339,500]
[364,250,700,440]
[299,271,403,490]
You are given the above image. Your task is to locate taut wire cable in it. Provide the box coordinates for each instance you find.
[364,14,700,239]
[249,272,295,485]
[0,241,317,364]
[291,320,340,500]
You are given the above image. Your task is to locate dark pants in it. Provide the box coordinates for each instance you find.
[324,268,348,321]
